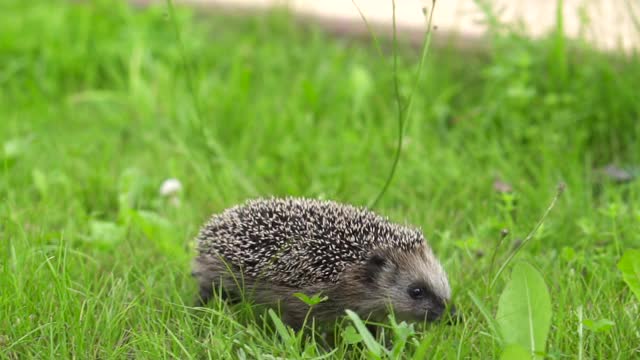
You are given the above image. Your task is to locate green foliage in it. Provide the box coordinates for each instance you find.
[2,137,31,169]
[349,64,374,114]
[127,209,188,262]
[496,262,552,359]
[293,292,328,306]
[500,344,532,360]
[341,325,363,345]
[617,249,640,301]
[85,220,126,250]
[268,309,294,343]
[582,319,616,333]
[345,310,384,358]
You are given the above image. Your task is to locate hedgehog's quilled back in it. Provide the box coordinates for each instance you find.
[192,197,455,329]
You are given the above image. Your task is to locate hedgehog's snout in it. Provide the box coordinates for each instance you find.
[444,303,462,325]
[424,302,442,321]
[426,302,459,324]
[448,304,457,318]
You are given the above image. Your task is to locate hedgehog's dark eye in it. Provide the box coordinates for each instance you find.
[408,287,427,300]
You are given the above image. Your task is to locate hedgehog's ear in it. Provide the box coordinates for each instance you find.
[365,253,387,283]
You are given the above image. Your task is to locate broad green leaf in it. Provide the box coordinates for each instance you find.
[350,64,373,111]
[85,220,125,250]
[341,325,362,345]
[131,209,173,232]
[560,246,576,262]
[117,167,146,215]
[32,168,48,197]
[268,309,292,342]
[293,292,328,306]
[501,344,531,360]
[496,262,552,359]
[2,137,31,169]
[345,310,384,358]
[617,249,640,301]
[389,319,414,358]
[128,209,187,261]
[583,319,615,333]
[3,137,29,160]
[454,236,481,251]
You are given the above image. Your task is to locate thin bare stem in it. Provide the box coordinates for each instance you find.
[351,0,385,59]
[490,183,565,288]
[369,0,438,208]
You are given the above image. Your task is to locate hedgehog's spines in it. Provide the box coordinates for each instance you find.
[195,197,426,288]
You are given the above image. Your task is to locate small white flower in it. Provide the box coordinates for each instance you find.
[160,178,182,197]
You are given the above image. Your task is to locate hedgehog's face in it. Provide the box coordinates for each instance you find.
[364,245,454,323]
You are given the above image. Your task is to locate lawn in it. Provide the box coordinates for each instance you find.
[1,0,639,358]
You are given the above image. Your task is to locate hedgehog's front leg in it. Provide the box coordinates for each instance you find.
[192,255,241,306]
[280,307,306,331]
[194,279,213,306]
[191,264,220,306]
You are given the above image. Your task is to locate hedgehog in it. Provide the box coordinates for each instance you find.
[192,197,455,329]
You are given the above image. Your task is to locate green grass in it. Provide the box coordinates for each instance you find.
[1,0,640,358]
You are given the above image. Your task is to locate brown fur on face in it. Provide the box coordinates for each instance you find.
[192,242,452,329]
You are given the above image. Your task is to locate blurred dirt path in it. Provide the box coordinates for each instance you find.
[139,0,639,52]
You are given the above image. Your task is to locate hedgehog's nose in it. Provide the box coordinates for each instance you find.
[445,304,461,325]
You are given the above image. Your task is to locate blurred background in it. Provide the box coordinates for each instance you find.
[139,0,640,52]
[1,0,639,357]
